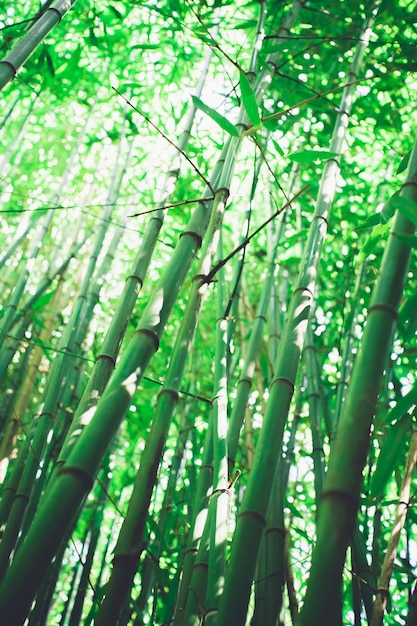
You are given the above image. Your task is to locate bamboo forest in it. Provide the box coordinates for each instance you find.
[1,0,417,624]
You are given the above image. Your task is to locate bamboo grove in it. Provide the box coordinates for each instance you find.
[0,0,417,624]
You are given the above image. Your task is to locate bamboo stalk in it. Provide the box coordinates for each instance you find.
[0,120,124,579]
[298,137,417,625]
[216,8,377,624]
[93,185,228,626]
[173,419,214,626]
[204,235,229,626]
[304,325,325,503]
[0,0,77,91]
[55,42,215,466]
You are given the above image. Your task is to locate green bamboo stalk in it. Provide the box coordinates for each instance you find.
[173,418,213,626]
[182,504,212,626]
[251,533,267,626]
[55,42,215,466]
[0,264,70,471]
[134,402,194,623]
[0,101,92,360]
[0,438,28,527]
[0,108,130,534]
[0,236,85,390]
[85,515,117,626]
[333,263,366,435]
[68,478,109,626]
[223,0,306,473]
[0,92,38,175]
[351,561,362,626]
[26,531,70,625]
[0,0,77,91]
[252,377,303,625]
[176,0,302,613]
[0,136,122,577]
[285,527,299,623]
[223,0,268,373]
[55,535,89,626]
[0,2,301,619]
[224,161,257,378]
[0,91,19,131]
[406,582,417,625]
[0,209,54,349]
[72,132,133,346]
[0,179,222,625]
[25,1,57,32]
[304,325,325,502]
[297,139,417,625]
[332,163,394,435]
[268,264,288,370]
[265,471,287,626]
[204,236,229,626]
[252,463,286,626]
[227,209,286,476]
[371,503,382,581]
[93,180,227,626]
[267,162,298,368]
[351,527,376,621]
[19,363,90,539]
[216,8,377,623]
[0,220,33,271]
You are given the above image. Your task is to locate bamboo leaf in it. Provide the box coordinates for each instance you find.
[385,381,417,427]
[239,72,261,127]
[130,44,160,50]
[40,47,55,77]
[31,314,46,329]
[286,503,304,520]
[234,19,258,30]
[0,22,26,39]
[355,222,390,264]
[393,560,415,578]
[263,117,280,131]
[369,413,412,500]
[272,139,285,157]
[356,195,397,229]
[264,41,289,53]
[399,293,417,326]
[31,291,55,312]
[191,96,239,136]
[193,32,215,45]
[357,213,383,229]
[288,150,339,163]
[392,195,417,225]
[109,4,124,19]
[397,150,411,174]
[399,293,417,340]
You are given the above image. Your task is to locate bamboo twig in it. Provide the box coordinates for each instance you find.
[370,429,417,626]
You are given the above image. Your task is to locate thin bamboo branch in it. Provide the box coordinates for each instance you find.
[370,430,417,626]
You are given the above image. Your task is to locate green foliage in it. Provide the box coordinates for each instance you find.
[370,414,413,501]
[356,221,391,264]
[191,95,239,137]
[397,150,411,175]
[394,196,417,226]
[30,291,55,312]
[239,72,261,127]
[0,1,417,625]
[288,150,339,163]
